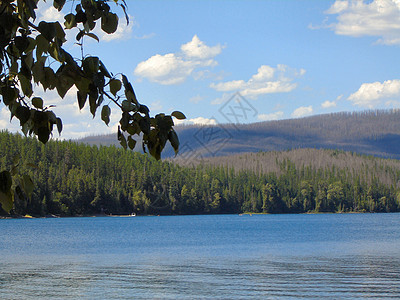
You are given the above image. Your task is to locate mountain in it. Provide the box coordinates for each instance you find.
[76,110,400,159]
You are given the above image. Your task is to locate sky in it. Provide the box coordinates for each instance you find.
[2,0,400,139]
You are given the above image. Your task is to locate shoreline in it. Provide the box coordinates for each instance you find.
[1,210,393,219]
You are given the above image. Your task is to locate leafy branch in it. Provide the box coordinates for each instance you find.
[0,0,185,213]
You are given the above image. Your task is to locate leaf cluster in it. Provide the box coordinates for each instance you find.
[0,0,184,212]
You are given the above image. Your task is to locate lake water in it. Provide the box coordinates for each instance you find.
[1,213,400,299]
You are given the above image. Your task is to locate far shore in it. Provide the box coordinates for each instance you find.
[1,210,390,220]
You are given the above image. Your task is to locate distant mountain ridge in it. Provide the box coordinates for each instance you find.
[77,110,400,159]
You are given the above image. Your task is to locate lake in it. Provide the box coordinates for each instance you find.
[1,213,400,299]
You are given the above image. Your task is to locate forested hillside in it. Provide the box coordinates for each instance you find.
[1,131,400,216]
[78,110,400,159]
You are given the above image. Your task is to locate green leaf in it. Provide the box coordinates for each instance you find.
[22,175,34,197]
[99,61,111,78]
[85,32,99,42]
[54,22,66,42]
[77,91,88,110]
[122,100,135,112]
[64,13,77,29]
[76,30,84,41]
[171,111,186,120]
[168,130,180,156]
[38,126,50,144]
[56,75,74,98]
[118,127,127,149]
[35,35,49,60]
[53,0,66,11]
[127,123,140,135]
[32,57,46,83]
[1,86,18,105]
[56,117,63,135]
[0,191,13,213]
[10,61,18,75]
[101,105,111,126]
[101,12,119,34]
[0,170,12,194]
[19,74,33,97]
[49,42,64,62]
[82,56,100,75]
[32,97,43,109]
[139,118,150,135]
[42,67,57,90]
[14,36,29,53]
[122,75,138,105]
[109,79,121,96]
[38,21,57,41]
[16,106,31,125]
[0,171,13,213]
[127,136,136,150]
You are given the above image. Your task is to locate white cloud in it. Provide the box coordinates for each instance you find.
[257,111,284,121]
[325,0,349,14]
[291,106,313,118]
[210,64,304,99]
[326,0,400,45]
[174,117,217,126]
[211,80,246,92]
[321,94,343,108]
[385,99,400,107]
[181,35,223,59]
[135,53,194,85]
[36,2,64,23]
[0,106,20,133]
[348,79,400,108]
[321,100,337,108]
[134,35,222,85]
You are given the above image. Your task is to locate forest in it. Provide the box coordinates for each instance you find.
[1,130,400,217]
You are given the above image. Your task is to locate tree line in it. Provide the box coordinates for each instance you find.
[1,131,399,216]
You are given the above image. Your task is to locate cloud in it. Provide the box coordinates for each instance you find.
[325,0,349,14]
[325,0,400,45]
[348,79,400,108]
[36,2,64,23]
[291,106,313,118]
[257,111,284,121]
[210,64,305,99]
[385,99,400,107]
[321,95,342,108]
[174,117,218,126]
[181,35,223,59]
[321,100,337,108]
[134,35,222,85]
[0,107,20,133]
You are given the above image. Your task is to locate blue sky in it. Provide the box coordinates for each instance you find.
[2,0,400,139]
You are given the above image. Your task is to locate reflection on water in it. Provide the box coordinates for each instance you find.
[1,255,400,299]
[1,214,400,299]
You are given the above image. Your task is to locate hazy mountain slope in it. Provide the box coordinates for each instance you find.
[77,110,400,159]
[181,148,400,187]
